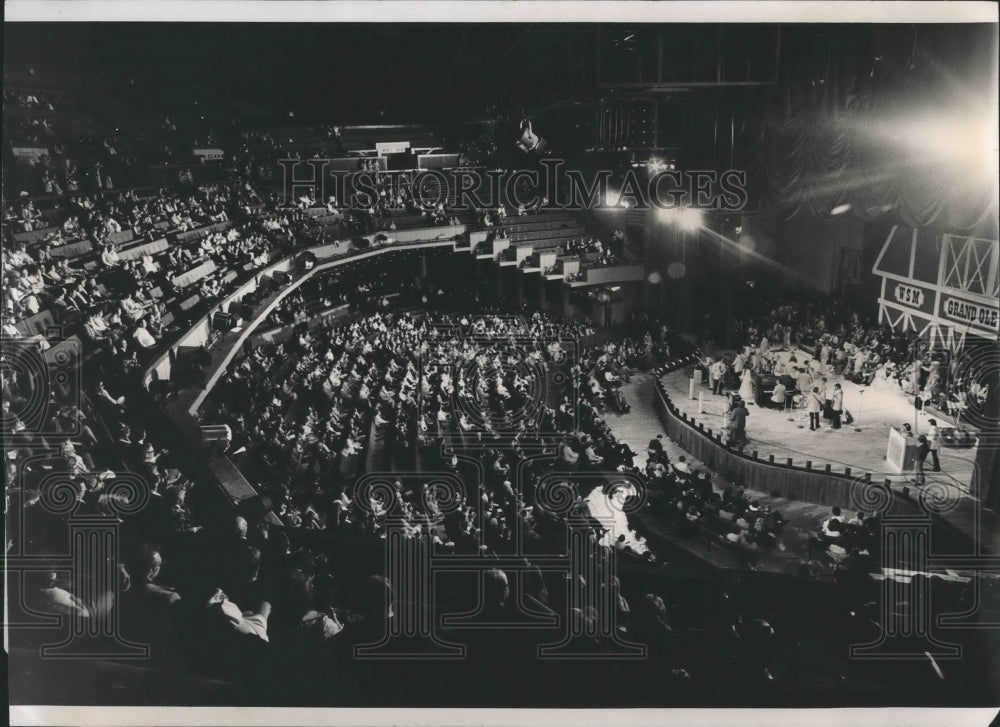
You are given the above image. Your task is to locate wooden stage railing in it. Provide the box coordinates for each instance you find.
[651,355,885,510]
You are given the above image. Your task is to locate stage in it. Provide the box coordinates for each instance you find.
[660,358,979,496]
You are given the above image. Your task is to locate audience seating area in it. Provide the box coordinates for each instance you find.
[4,83,993,708]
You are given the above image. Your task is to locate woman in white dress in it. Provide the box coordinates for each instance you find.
[738,368,755,403]
[870,364,885,390]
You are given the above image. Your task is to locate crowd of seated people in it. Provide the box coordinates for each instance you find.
[193,311,755,683]
[6,193,54,232]
[204,309,596,506]
[5,87,140,195]
[562,235,620,266]
[183,302,928,694]
[811,505,883,568]
[4,154,498,692]
[478,206,508,228]
[259,249,470,332]
[205,300,823,570]
[4,308,203,639]
[280,171,463,237]
[1,181,295,375]
[4,108,517,398]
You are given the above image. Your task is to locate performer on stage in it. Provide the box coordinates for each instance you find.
[914,434,930,485]
[795,367,812,397]
[924,360,943,399]
[807,386,824,431]
[926,419,941,472]
[769,379,787,409]
[733,350,746,377]
[738,367,755,403]
[729,397,749,447]
[831,383,844,429]
[711,358,727,395]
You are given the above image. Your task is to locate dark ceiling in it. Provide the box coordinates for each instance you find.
[3,24,525,123]
[4,23,996,128]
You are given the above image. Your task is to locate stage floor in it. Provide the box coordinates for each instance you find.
[660,365,978,496]
[600,371,995,571]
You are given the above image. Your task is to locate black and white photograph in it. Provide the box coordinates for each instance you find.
[3,2,999,724]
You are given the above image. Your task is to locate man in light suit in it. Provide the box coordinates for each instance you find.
[831,384,844,429]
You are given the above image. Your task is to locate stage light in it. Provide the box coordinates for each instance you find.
[605,188,632,208]
[648,158,666,174]
[865,111,997,180]
[656,207,679,223]
[830,203,852,216]
[677,207,703,231]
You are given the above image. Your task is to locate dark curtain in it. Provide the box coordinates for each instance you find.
[761,25,998,235]
[763,108,998,232]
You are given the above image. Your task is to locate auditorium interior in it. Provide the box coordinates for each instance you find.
[4,22,1000,707]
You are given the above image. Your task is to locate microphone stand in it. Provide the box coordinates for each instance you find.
[857,388,866,424]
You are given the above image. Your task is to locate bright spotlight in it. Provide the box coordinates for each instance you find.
[869,113,997,180]
[656,207,679,223]
[678,207,703,231]
[648,158,666,174]
[830,203,851,216]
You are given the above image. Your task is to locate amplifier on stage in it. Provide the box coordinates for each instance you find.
[212,310,237,331]
[200,424,232,445]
